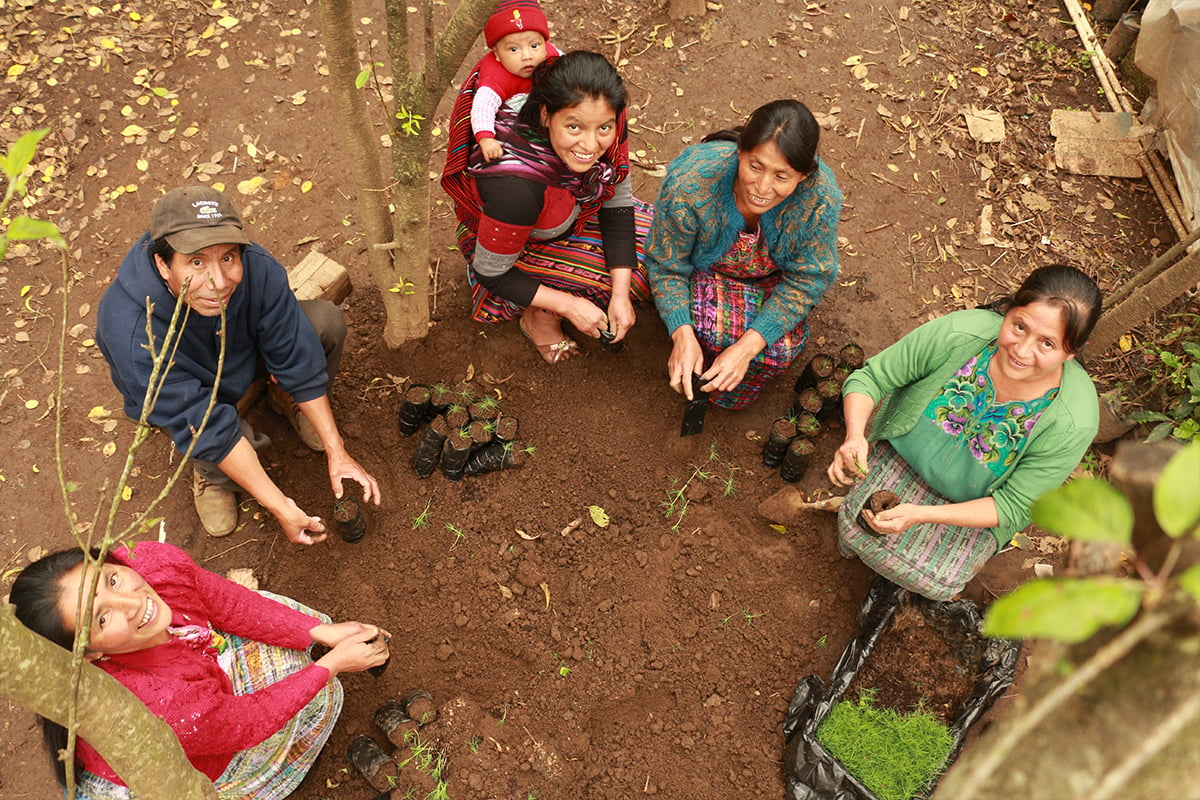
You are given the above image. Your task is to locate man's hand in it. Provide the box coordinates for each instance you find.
[276,497,328,545]
[329,451,381,506]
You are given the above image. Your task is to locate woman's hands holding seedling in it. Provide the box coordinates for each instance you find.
[312,622,392,677]
[828,435,870,487]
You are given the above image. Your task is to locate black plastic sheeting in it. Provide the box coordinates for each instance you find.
[782,578,1022,800]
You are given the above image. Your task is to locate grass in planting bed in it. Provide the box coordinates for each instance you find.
[816,690,954,800]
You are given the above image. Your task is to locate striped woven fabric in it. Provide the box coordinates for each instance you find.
[837,440,999,601]
[73,593,342,800]
[458,200,654,323]
[689,233,808,409]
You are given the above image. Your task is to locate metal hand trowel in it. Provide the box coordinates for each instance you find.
[680,373,710,437]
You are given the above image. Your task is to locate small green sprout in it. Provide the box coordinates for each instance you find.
[412,499,432,529]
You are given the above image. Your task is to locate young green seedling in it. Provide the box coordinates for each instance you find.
[412,499,433,529]
[742,609,765,627]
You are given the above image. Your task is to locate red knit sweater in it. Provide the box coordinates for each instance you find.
[77,541,329,784]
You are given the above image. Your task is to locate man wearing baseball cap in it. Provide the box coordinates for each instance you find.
[96,186,380,542]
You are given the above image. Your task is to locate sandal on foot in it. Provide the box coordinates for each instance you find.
[519,314,580,364]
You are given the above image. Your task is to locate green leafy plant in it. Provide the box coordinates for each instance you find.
[395,104,425,137]
[816,691,954,800]
[552,651,572,678]
[355,61,384,90]
[473,396,500,415]
[445,522,465,550]
[1128,324,1200,442]
[984,441,1200,643]
[1,129,66,259]
[388,277,416,295]
[741,609,765,627]
[392,730,449,799]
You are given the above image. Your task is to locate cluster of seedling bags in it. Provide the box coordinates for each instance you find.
[761,343,865,483]
[398,381,529,481]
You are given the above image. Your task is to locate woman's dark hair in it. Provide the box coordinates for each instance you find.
[702,99,820,175]
[987,263,1103,353]
[10,547,95,789]
[518,51,628,130]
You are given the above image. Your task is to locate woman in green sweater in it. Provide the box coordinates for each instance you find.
[827,264,1102,600]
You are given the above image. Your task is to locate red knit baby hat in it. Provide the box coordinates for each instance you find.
[485,0,550,48]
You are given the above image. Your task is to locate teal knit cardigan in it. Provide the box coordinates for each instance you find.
[645,140,842,346]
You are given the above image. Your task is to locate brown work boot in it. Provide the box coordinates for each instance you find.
[267,382,324,452]
[193,470,237,537]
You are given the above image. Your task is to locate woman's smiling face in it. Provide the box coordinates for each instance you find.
[56,561,173,656]
[733,140,806,220]
[994,300,1075,386]
[542,96,618,173]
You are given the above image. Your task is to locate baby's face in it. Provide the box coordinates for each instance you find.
[493,31,548,79]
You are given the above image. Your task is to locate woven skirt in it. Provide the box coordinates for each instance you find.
[74,593,342,800]
[461,200,654,324]
[690,270,807,410]
[837,441,1000,601]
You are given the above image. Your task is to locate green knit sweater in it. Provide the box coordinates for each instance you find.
[844,308,1099,547]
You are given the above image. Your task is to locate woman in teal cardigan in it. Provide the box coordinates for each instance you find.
[827,264,1102,600]
[646,100,842,409]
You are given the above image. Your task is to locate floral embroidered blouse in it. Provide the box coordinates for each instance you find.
[891,343,1058,502]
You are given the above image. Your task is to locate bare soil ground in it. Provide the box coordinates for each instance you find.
[0,1,1175,798]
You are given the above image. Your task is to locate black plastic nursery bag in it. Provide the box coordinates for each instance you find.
[781,578,1022,800]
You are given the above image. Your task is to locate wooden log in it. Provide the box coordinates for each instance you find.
[288,248,352,304]
[1085,247,1200,356]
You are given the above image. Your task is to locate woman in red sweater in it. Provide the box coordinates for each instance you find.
[10,541,389,799]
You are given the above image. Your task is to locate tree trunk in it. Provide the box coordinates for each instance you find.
[313,0,495,346]
[317,0,408,346]
[0,606,217,800]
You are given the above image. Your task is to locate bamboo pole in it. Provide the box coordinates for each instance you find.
[1061,0,1189,239]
